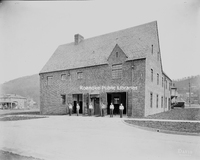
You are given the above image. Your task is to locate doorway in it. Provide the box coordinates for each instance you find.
[107,92,126,115]
[91,97,100,115]
[72,94,83,114]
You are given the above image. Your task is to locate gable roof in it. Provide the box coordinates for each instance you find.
[0,94,26,99]
[107,44,128,61]
[40,21,158,74]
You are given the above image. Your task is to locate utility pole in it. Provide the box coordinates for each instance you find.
[189,78,191,108]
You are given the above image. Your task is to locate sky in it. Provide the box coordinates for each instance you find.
[0,0,200,84]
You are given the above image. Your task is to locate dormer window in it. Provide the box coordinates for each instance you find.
[116,52,118,58]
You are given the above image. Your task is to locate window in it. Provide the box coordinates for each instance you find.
[168,98,171,109]
[157,51,159,61]
[156,94,159,108]
[68,72,71,80]
[162,77,164,87]
[61,94,66,105]
[150,92,153,108]
[151,45,153,54]
[77,72,83,79]
[161,96,163,108]
[61,74,67,80]
[157,73,159,85]
[165,97,167,108]
[151,69,153,82]
[114,97,120,104]
[112,64,122,79]
[47,76,53,85]
[116,52,118,58]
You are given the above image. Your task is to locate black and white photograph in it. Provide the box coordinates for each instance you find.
[0,0,200,160]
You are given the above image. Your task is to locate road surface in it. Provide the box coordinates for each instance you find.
[0,115,199,160]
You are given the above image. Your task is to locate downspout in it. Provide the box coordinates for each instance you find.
[164,76,166,112]
[131,60,134,117]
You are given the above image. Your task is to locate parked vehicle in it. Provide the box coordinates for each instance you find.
[171,101,185,109]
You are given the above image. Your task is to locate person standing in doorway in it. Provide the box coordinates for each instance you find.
[110,103,114,117]
[119,103,124,118]
[89,102,93,116]
[101,103,106,117]
[76,103,80,116]
[68,103,72,116]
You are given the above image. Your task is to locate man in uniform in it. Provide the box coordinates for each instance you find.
[101,103,106,117]
[89,102,93,116]
[76,103,80,116]
[68,103,72,116]
[109,103,114,117]
[119,103,124,118]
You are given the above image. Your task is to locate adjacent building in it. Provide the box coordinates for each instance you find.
[39,21,172,117]
[0,94,27,109]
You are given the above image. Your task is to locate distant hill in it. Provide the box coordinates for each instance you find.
[0,74,40,105]
[174,75,200,89]
[173,75,200,104]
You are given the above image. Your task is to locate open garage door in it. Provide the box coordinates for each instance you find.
[107,92,126,115]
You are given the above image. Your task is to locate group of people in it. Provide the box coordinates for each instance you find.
[109,103,124,118]
[68,102,124,118]
[68,103,80,116]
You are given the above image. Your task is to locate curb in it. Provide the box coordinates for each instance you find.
[122,120,200,136]
[125,118,200,123]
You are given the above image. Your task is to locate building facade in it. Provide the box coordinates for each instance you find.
[0,94,27,109]
[39,21,172,117]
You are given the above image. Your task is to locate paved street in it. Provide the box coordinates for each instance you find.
[0,115,200,160]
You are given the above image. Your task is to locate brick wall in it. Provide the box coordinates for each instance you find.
[40,58,146,117]
[144,23,172,116]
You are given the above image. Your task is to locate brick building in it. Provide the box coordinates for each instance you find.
[39,21,172,117]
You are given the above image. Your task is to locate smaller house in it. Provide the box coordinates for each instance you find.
[171,83,185,108]
[0,94,27,109]
[171,83,179,104]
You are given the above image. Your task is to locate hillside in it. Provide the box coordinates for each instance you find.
[173,75,200,104]
[0,74,40,105]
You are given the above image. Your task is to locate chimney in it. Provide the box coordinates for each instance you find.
[74,34,84,45]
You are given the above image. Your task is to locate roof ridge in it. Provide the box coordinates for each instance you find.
[86,20,157,39]
[59,21,157,46]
